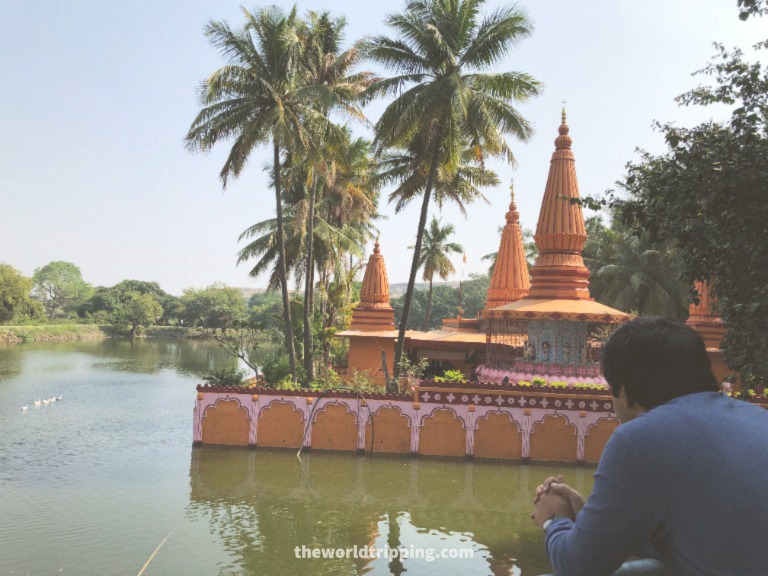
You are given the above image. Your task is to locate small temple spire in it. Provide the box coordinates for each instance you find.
[686,280,727,349]
[527,111,591,300]
[351,239,395,330]
[485,180,531,309]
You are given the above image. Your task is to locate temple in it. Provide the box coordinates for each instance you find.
[192,110,761,463]
[335,240,397,385]
[686,280,734,385]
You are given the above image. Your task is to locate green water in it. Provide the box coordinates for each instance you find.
[0,339,595,575]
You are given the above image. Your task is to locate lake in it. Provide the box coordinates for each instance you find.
[0,339,595,575]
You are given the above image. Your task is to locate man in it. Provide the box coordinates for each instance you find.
[530,316,768,575]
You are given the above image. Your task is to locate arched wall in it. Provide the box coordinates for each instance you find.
[201,398,251,446]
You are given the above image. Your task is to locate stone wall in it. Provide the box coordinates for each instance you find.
[193,385,624,463]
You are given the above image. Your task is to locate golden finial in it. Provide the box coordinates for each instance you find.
[374,236,380,255]
[509,179,515,202]
[561,101,567,124]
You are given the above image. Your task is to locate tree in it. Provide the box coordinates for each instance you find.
[365,0,541,383]
[0,264,36,324]
[31,261,92,318]
[410,217,463,329]
[582,216,688,319]
[179,284,247,329]
[187,6,334,381]
[294,11,374,383]
[114,291,163,336]
[606,14,768,385]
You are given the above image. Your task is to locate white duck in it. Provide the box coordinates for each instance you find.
[42,399,50,405]
[21,405,28,411]
[57,395,62,401]
[49,397,57,403]
[33,399,42,407]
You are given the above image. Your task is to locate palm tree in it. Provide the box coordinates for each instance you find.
[295,12,374,382]
[186,6,339,381]
[583,216,689,319]
[365,0,541,382]
[409,217,463,329]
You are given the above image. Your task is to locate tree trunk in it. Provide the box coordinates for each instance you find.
[273,138,297,381]
[392,146,441,385]
[303,177,319,384]
[424,276,433,331]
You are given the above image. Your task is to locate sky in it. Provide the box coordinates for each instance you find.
[0,0,765,295]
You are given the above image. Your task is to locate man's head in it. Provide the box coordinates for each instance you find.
[601,316,719,418]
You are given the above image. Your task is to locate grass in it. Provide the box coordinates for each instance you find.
[0,324,111,344]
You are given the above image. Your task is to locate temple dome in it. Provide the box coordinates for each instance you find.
[485,182,531,310]
[528,108,591,300]
[350,240,396,331]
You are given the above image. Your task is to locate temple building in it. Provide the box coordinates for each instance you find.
[686,280,735,385]
[402,181,532,376]
[480,110,631,384]
[335,240,397,385]
[338,110,733,388]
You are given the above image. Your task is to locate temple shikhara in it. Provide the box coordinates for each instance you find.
[193,111,746,462]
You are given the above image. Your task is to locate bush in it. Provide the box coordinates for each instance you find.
[532,376,548,387]
[434,369,467,384]
[203,367,249,387]
[261,353,293,385]
[348,369,379,393]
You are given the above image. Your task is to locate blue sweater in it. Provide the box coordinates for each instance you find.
[545,392,768,575]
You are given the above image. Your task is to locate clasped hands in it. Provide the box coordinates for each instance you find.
[530,475,586,530]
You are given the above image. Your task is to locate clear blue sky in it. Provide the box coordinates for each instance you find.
[0,1,764,295]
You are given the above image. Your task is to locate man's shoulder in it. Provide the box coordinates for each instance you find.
[611,391,768,450]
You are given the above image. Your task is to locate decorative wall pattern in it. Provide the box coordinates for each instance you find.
[194,386,624,463]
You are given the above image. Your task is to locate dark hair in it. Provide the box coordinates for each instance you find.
[601,316,719,409]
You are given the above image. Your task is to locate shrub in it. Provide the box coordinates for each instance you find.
[532,376,548,387]
[261,353,292,385]
[349,369,378,393]
[549,381,568,389]
[434,369,467,384]
[202,367,249,387]
[517,380,532,387]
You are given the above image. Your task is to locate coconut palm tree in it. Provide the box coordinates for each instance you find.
[410,217,463,330]
[295,12,375,381]
[583,216,689,319]
[187,6,355,381]
[365,0,541,382]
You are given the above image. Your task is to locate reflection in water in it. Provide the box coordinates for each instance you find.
[188,448,595,575]
[0,340,595,576]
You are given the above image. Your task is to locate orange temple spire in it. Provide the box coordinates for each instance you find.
[350,239,395,330]
[527,109,592,300]
[686,280,727,349]
[485,181,531,309]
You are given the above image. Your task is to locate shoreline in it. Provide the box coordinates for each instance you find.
[0,324,188,345]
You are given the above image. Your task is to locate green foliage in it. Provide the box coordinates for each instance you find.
[582,215,688,319]
[532,376,548,387]
[32,261,92,318]
[202,367,249,387]
[0,264,37,324]
[347,369,378,392]
[179,284,246,329]
[392,274,490,330]
[397,356,430,380]
[112,291,164,335]
[612,29,768,386]
[261,352,294,386]
[433,369,466,384]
